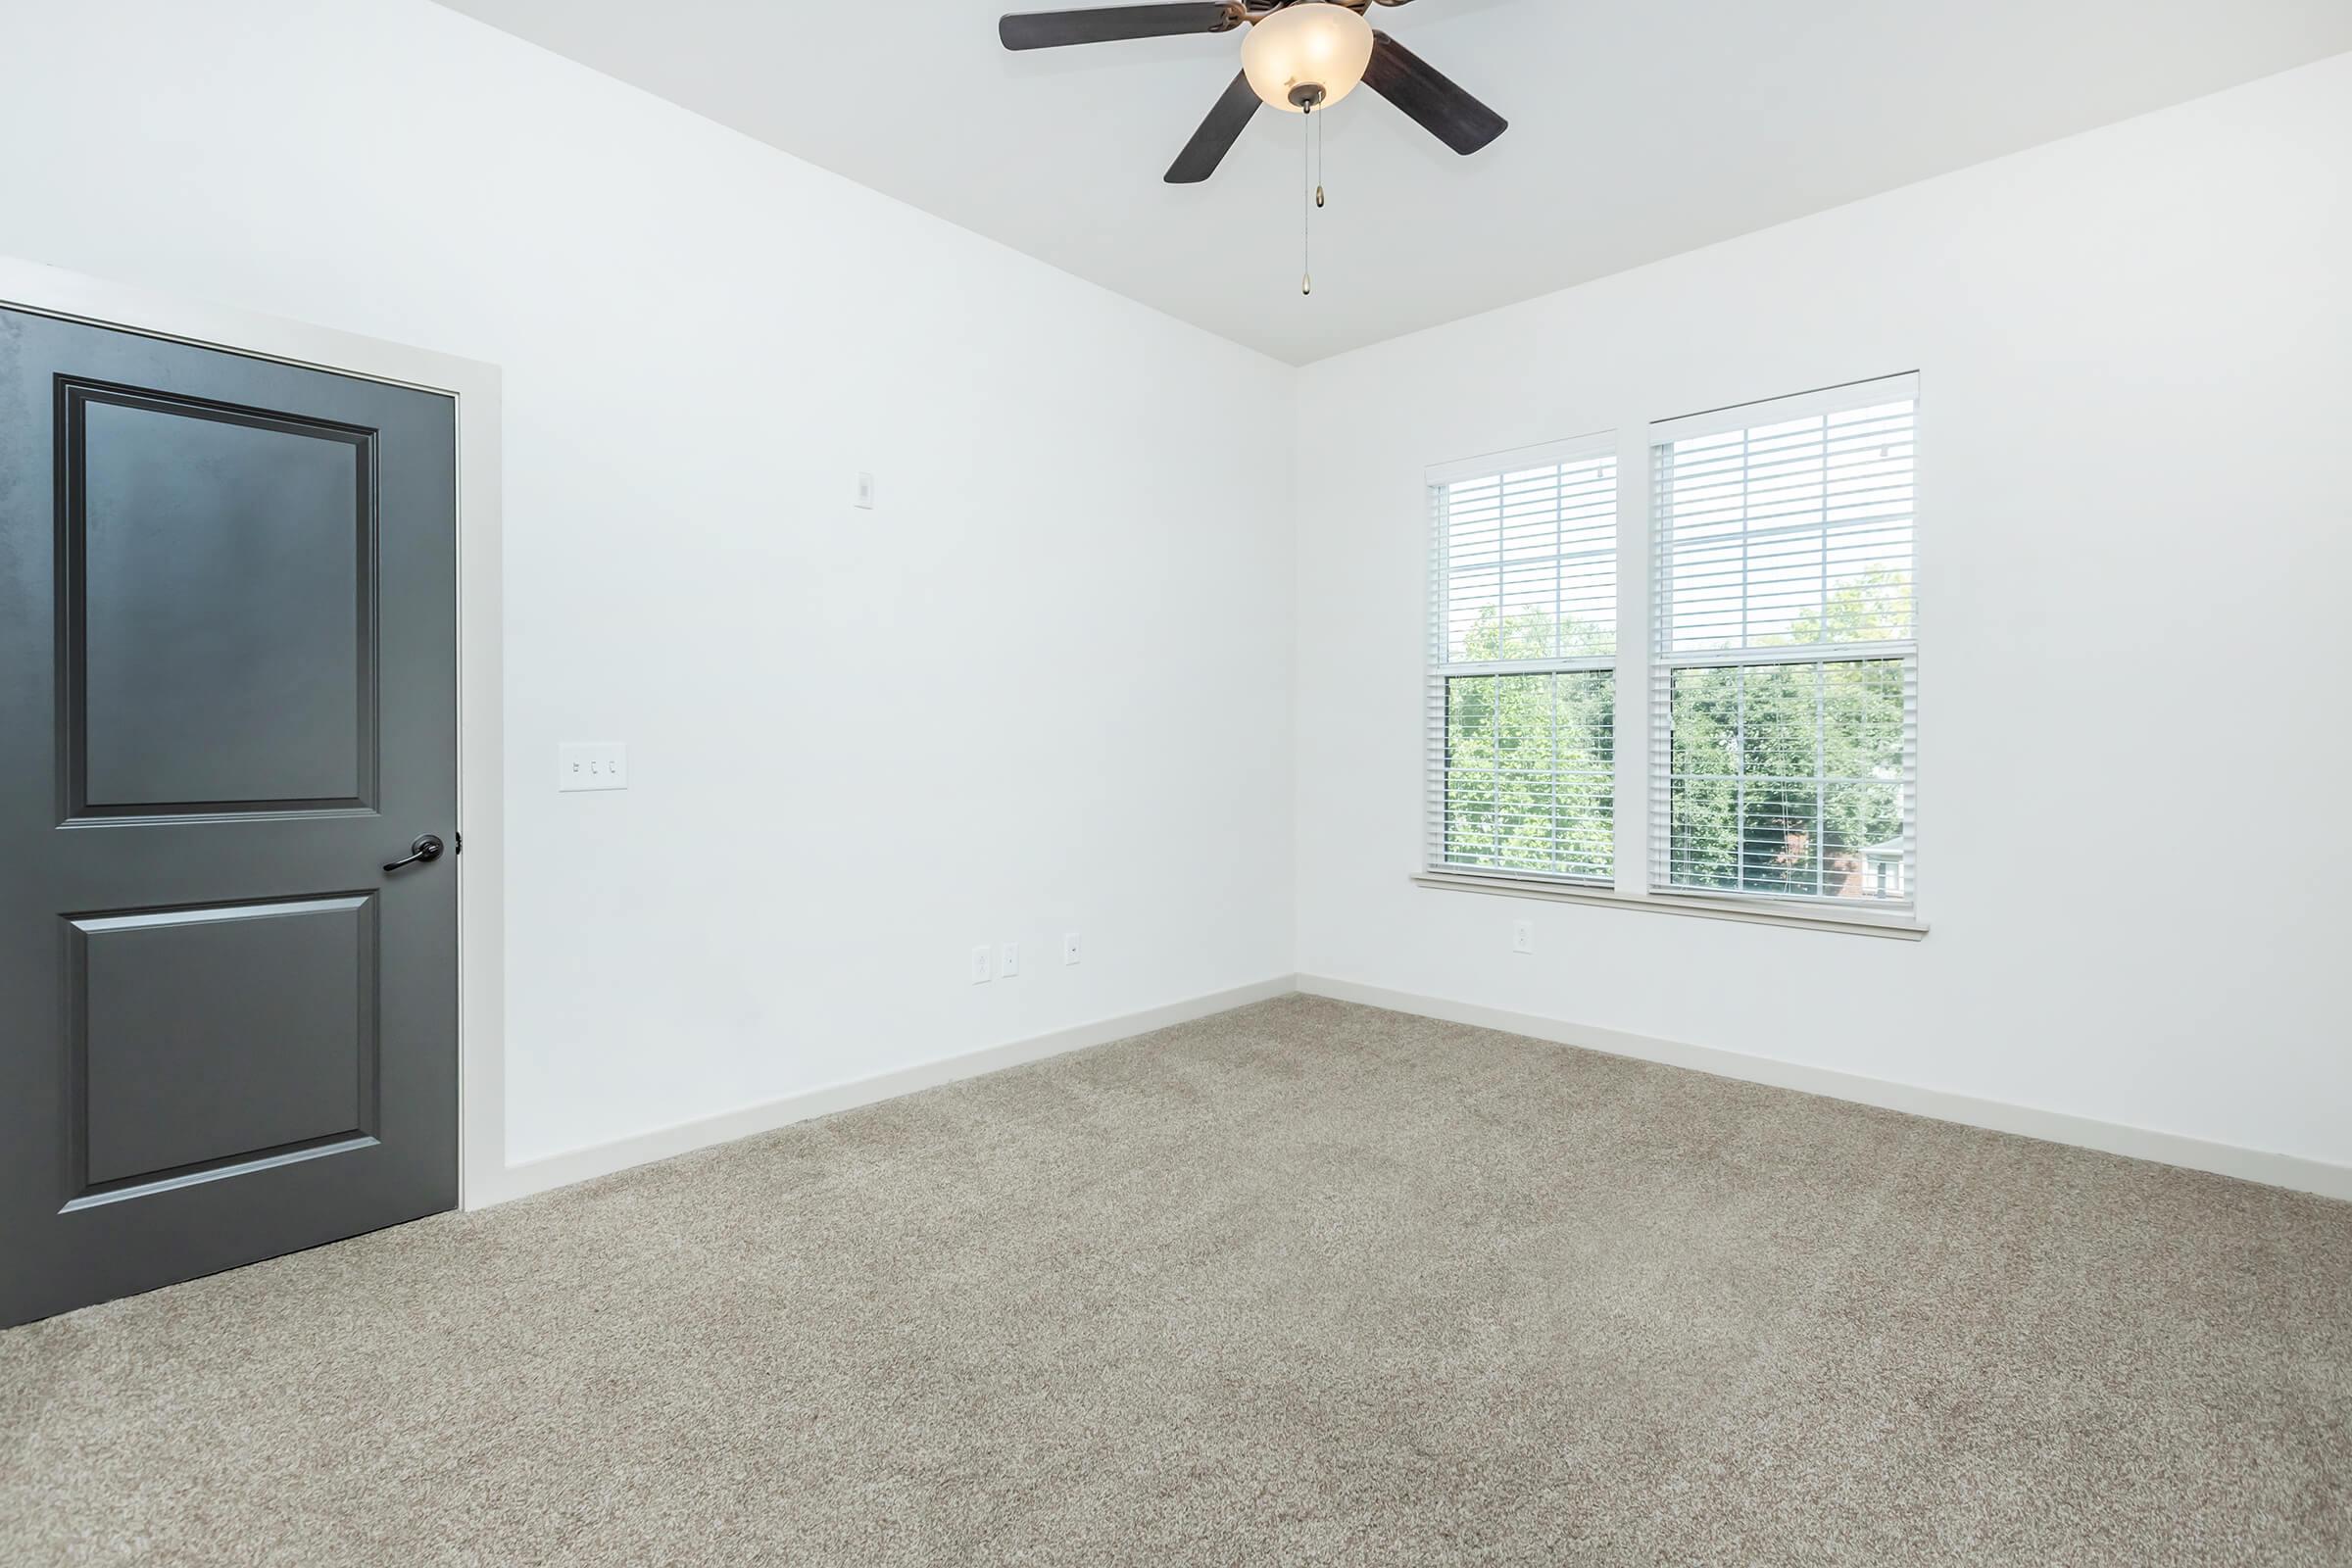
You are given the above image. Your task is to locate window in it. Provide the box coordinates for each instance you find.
[1426,437,1618,881]
[1650,375,1917,905]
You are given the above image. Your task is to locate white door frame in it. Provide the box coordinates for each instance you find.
[0,255,510,1211]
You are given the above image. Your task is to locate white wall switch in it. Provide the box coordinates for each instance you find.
[855,471,875,510]
[1061,931,1082,966]
[1512,918,1534,955]
[1000,942,1020,978]
[970,944,993,984]
[558,742,628,792]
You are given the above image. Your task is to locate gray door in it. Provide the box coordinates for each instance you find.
[0,306,459,1328]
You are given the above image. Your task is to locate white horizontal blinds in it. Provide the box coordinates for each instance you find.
[1427,438,1617,881]
[1650,376,1918,904]
[1438,456,1617,663]
[1654,384,1916,654]
[1657,659,1915,900]
[1437,671,1615,877]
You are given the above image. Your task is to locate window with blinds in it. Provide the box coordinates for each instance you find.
[1426,437,1617,881]
[1650,375,1917,904]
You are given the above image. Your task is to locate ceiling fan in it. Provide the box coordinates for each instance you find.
[998,0,1506,183]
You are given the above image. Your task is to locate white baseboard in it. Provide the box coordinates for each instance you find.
[474,974,1300,1208]
[1297,974,2352,1203]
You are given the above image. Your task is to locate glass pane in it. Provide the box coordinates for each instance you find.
[1668,665,1740,777]
[1822,780,1905,901]
[1442,672,1613,880]
[1444,455,1616,662]
[1738,780,1821,898]
[1492,673,1553,872]
[1555,669,1614,767]
[1734,662,1818,780]
[1822,659,1906,781]
[1743,532,1826,644]
[1443,677,1495,864]
[1666,773,1737,891]
[1662,657,1909,902]
[1658,397,1914,655]
[1552,670,1615,876]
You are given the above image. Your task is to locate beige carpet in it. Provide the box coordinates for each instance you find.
[3,996,2347,1566]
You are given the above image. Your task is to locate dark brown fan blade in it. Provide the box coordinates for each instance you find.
[1361,31,1506,155]
[1000,3,1239,50]
[1164,71,1259,183]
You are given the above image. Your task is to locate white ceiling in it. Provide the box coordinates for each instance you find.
[432,0,2351,364]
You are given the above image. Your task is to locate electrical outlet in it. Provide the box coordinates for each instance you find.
[1512,919,1534,955]
[558,742,628,792]
[855,470,875,510]
[1061,931,1082,966]
[970,944,993,984]
[1000,942,1020,978]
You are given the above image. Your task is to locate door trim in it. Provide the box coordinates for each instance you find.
[0,255,511,1211]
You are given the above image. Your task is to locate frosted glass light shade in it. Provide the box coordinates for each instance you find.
[1240,2,1374,113]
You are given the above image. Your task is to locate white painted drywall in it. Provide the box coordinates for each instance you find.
[4,1,2342,1189]
[0,0,1297,1167]
[1294,54,2352,1169]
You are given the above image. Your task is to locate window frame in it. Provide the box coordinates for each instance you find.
[1423,432,1621,889]
[1648,374,1919,913]
[1417,375,1926,940]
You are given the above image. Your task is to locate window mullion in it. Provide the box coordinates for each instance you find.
[1616,425,1649,897]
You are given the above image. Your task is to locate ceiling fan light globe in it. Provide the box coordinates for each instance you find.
[1240,2,1374,114]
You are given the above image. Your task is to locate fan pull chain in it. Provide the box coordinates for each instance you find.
[1314,106,1325,209]
[1300,104,1312,296]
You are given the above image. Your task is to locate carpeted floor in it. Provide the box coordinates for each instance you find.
[2,996,2347,1566]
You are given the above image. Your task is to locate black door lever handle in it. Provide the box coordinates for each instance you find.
[383,833,445,873]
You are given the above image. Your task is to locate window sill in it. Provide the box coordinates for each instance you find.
[1412,871,1930,940]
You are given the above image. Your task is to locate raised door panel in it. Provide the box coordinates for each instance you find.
[71,895,377,1198]
[68,385,375,816]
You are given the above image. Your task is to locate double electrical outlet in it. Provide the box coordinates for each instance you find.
[971,931,1082,984]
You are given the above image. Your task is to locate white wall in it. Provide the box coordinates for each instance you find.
[1295,55,2352,1170]
[4,2,2341,1190]
[0,0,1297,1169]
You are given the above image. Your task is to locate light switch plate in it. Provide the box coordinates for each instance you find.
[558,742,628,792]
[855,471,875,510]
